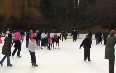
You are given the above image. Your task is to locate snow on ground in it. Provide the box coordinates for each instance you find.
[0,37,116,73]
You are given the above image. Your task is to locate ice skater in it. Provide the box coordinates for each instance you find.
[28,30,38,67]
[12,29,22,57]
[0,33,13,67]
[79,35,92,61]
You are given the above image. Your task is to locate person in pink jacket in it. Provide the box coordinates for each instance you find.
[12,29,22,57]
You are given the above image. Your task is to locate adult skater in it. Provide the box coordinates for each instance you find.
[61,30,68,41]
[12,29,22,57]
[28,30,38,67]
[95,31,99,45]
[103,30,109,45]
[26,31,30,48]
[79,35,92,61]
[71,30,77,42]
[105,30,116,73]
[20,29,25,42]
[0,33,13,67]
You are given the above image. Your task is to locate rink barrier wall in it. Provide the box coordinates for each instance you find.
[49,33,95,39]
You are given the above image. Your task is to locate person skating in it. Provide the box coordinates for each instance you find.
[105,30,116,73]
[12,29,22,57]
[28,30,38,67]
[95,31,99,45]
[26,31,30,48]
[103,30,109,45]
[71,30,77,42]
[0,33,13,67]
[79,35,92,61]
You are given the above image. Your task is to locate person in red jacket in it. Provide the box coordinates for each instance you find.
[0,34,2,43]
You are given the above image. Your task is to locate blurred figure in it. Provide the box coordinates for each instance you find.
[61,30,68,41]
[0,34,2,43]
[0,33,13,67]
[26,31,30,48]
[95,31,99,45]
[105,30,116,73]
[20,30,25,42]
[79,35,92,61]
[12,29,22,57]
[28,30,38,67]
[103,30,109,45]
[71,30,77,42]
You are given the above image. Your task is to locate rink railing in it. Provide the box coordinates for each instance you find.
[50,33,95,39]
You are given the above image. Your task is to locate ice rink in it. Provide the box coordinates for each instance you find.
[0,37,116,73]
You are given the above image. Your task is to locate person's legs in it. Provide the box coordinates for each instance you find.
[12,47,18,56]
[31,52,38,67]
[84,48,87,61]
[7,56,12,66]
[87,48,91,61]
[0,55,7,64]
[109,60,114,73]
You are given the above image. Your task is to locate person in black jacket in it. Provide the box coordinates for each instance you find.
[79,35,92,61]
[103,30,109,45]
[71,30,77,42]
[95,32,99,45]
[0,33,13,67]
[26,32,30,48]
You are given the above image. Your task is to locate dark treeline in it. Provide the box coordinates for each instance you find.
[0,0,116,32]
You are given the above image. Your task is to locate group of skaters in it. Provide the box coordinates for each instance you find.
[79,30,116,73]
[0,28,61,67]
[0,28,115,73]
[95,30,109,45]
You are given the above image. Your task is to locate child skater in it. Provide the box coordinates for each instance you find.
[0,33,13,67]
[28,31,38,67]
[79,35,92,61]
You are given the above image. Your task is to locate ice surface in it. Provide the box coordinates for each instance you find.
[0,37,115,73]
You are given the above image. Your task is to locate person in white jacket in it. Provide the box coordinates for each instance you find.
[28,31,38,67]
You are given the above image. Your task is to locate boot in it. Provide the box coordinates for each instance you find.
[32,63,38,67]
[0,62,3,66]
[7,64,13,67]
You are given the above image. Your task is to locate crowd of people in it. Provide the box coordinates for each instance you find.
[0,28,115,73]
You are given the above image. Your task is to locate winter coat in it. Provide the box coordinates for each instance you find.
[71,31,77,37]
[28,39,37,52]
[80,37,92,49]
[2,37,12,56]
[105,36,116,60]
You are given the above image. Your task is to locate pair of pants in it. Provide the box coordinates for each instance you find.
[12,40,21,56]
[0,55,10,65]
[109,60,114,73]
[104,38,107,45]
[84,48,90,60]
[73,36,77,41]
[29,51,36,64]
[12,48,21,56]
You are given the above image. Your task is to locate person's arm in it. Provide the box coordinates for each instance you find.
[79,39,85,49]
